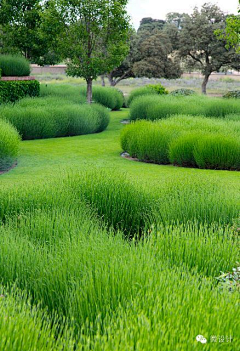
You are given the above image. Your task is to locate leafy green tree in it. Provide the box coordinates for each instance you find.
[178,3,240,94]
[44,0,130,103]
[0,0,59,64]
[132,29,182,79]
[215,10,240,53]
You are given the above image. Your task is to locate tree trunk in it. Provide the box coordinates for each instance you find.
[108,74,116,86]
[201,73,211,94]
[101,75,105,86]
[86,78,93,104]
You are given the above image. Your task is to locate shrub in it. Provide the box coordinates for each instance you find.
[223,90,240,99]
[170,89,196,96]
[121,116,240,170]
[169,132,202,167]
[193,134,240,170]
[40,84,86,104]
[0,80,40,103]
[79,86,124,110]
[0,55,30,76]
[146,84,169,95]
[127,87,158,106]
[129,95,160,121]
[129,95,240,121]
[0,119,20,171]
[0,100,110,140]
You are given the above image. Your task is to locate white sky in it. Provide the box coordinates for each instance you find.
[127,0,239,29]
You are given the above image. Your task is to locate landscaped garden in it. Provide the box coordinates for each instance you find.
[0,76,239,349]
[0,0,239,349]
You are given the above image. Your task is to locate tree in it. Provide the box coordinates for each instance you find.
[0,0,60,64]
[44,0,130,103]
[215,12,240,53]
[178,3,240,94]
[107,31,139,86]
[132,29,182,79]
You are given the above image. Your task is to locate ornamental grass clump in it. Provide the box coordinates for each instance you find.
[0,101,110,140]
[0,119,20,171]
[121,116,240,170]
[0,55,30,76]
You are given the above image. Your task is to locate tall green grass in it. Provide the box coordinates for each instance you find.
[0,119,20,171]
[0,100,110,140]
[127,87,158,106]
[0,286,74,350]
[0,55,30,76]
[40,84,124,110]
[0,169,238,349]
[129,95,240,121]
[121,116,240,170]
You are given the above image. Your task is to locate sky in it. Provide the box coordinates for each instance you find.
[127,0,239,29]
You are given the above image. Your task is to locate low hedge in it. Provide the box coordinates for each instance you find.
[0,55,30,76]
[121,116,240,170]
[129,95,240,121]
[127,84,168,107]
[0,119,20,171]
[0,100,110,140]
[0,80,40,103]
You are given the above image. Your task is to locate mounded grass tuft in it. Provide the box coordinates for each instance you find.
[121,116,240,170]
[129,94,240,121]
[0,100,110,140]
[0,55,30,76]
[0,119,20,171]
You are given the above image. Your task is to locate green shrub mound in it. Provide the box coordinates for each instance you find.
[129,95,240,121]
[0,80,40,103]
[170,89,196,96]
[127,84,168,107]
[223,90,240,99]
[0,119,20,171]
[0,55,30,76]
[0,101,109,140]
[193,135,240,170]
[121,116,240,170]
[79,86,124,110]
[40,84,124,110]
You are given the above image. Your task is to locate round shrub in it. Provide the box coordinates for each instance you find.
[0,119,20,171]
[193,135,240,170]
[0,100,110,140]
[40,84,86,104]
[170,89,196,96]
[127,87,158,107]
[223,90,240,99]
[146,84,169,95]
[0,55,30,76]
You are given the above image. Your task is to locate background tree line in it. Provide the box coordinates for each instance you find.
[0,1,239,96]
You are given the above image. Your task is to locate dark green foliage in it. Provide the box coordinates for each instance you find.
[0,119,20,171]
[170,89,196,96]
[0,55,30,76]
[223,90,240,98]
[0,99,110,140]
[0,80,40,103]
